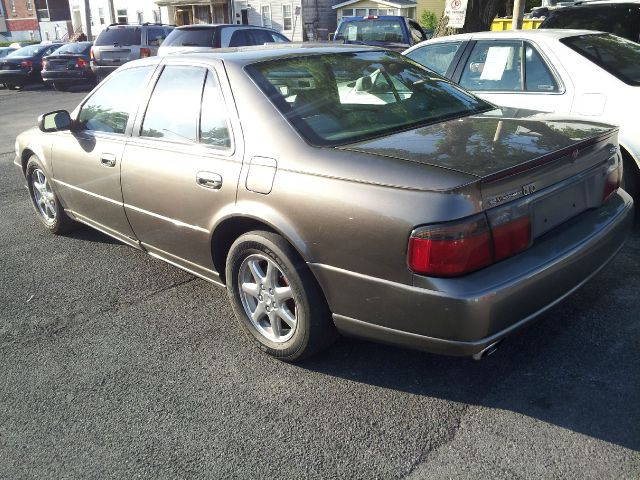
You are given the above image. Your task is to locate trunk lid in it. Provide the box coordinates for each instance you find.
[339,107,619,235]
[45,54,83,71]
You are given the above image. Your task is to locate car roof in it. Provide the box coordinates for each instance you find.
[146,43,381,66]
[564,0,640,5]
[175,23,276,30]
[416,28,607,44]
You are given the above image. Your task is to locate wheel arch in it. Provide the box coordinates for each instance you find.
[210,212,314,286]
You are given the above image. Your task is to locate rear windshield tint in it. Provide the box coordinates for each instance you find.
[335,20,405,43]
[246,51,492,147]
[95,27,142,46]
[162,28,219,48]
[561,33,640,86]
[50,42,92,55]
[7,44,46,57]
[540,5,640,41]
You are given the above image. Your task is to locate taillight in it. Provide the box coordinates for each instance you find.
[90,48,95,61]
[603,156,622,202]
[409,198,533,277]
[364,15,379,19]
[76,57,88,68]
[486,200,532,261]
[408,214,493,277]
[140,47,151,58]
[21,60,33,69]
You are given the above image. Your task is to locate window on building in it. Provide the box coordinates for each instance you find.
[355,8,366,16]
[117,9,128,24]
[9,0,16,13]
[26,0,33,11]
[98,8,105,25]
[261,5,271,28]
[282,4,292,30]
[342,9,354,17]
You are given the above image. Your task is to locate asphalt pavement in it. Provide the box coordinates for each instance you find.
[0,84,639,479]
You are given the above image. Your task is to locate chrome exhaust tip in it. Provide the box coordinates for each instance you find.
[472,340,502,361]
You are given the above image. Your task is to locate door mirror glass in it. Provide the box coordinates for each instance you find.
[38,110,72,132]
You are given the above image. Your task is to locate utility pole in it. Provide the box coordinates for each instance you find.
[512,0,525,30]
[108,0,116,23]
[84,0,92,39]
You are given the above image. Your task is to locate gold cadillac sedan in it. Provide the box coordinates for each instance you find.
[14,45,634,361]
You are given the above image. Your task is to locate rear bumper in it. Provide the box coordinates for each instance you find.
[42,70,94,83]
[0,70,34,84]
[90,64,119,78]
[310,190,634,356]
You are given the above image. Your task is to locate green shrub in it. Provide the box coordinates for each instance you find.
[420,10,438,31]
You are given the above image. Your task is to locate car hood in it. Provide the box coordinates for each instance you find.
[337,107,616,178]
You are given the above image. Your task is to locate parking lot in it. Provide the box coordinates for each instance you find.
[0,84,639,479]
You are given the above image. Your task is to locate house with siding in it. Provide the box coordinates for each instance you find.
[0,0,40,42]
[233,0,304,41]
[332,0,418,23]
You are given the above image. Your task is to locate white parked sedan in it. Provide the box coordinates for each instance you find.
[404,29,640,201]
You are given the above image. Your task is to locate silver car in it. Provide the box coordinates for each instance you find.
[158,24,290,56]
[14,45,634,361]
[90,23,174,81]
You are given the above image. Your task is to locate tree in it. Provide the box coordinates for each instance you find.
[434,0,507,37]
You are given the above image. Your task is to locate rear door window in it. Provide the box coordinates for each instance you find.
[524,44,558,92]
[141,66,206,143]
[460,41,524,91]
[405,41,463,76]
[200,71,232,149]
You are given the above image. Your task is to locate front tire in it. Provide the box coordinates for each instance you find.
[53,82,68,92]
[225,231,336,361]
[26,156,75,234]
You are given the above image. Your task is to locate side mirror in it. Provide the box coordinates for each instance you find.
[38,110,72,132]
[355,76,372,92]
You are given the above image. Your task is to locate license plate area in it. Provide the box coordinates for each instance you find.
[100,50,130,61]
[531,179,588,238]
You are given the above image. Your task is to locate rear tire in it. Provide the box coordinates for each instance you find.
[6,83,21,90]
[225,231,337,361]
[53,82,68,92]
[26,156,76,234]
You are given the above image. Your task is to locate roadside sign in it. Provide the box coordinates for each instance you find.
[445,0,468,28]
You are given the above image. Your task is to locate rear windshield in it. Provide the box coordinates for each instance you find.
[7,44,46,57]
[162,28,219,48]
[540,5,640,42]
[50,42,92,55]
[95,27,142,46]
[246,51,492,146]
[335,20,405,44]
[561,33,640,86]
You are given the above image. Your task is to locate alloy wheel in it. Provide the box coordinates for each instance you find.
[238,253,298,343]
[31,168,57,225]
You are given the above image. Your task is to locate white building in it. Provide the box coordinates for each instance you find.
[69,0,169,39]
[232,0,303,41]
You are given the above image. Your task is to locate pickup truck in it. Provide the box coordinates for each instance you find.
[334,16,429,51]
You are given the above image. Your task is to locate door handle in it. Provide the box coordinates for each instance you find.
[100,153,117,167]
[196,171,222,190]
